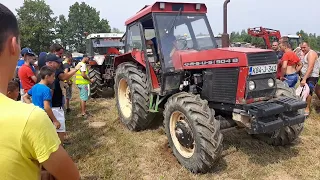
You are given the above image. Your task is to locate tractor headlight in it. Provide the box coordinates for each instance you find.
[248,81,255,90]
[268,78,275,87]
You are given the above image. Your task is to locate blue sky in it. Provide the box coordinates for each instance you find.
[5,0,320,35]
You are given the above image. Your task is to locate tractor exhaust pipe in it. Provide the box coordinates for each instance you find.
[222,0,230,48]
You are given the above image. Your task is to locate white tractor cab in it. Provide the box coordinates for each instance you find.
[214,34,222,47]
[85,33,125,98]
[282,34,302,52]
[85,33,125,64]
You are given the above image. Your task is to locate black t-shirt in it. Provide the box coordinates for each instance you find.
[63,62,71,72]
[38,55,47,70]
[51,69,64,107]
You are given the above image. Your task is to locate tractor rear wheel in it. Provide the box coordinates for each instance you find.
[163,92,223,173]
[253,80,304,146]
[89,66,103,98]
[114,62,153,131]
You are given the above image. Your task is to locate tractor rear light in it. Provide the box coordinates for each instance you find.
[160,2,165,10]
[248,81,255,90]
[268,78,275,87]
[196,3,201,10]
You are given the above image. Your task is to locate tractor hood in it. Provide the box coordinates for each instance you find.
[173,47,274,70]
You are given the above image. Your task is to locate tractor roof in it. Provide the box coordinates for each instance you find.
[125,2,207,26]
[86,33,124,39]
[284,34,300,39]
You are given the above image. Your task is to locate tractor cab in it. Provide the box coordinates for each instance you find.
[85,33,124,65]
[119,2,217,95]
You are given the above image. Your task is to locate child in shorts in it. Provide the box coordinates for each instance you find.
[23,66,61,133]
[6,80,19,101]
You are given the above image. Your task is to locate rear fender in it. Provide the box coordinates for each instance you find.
[114,50,146,68]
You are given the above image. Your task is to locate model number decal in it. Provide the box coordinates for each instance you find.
[183,58,239,67]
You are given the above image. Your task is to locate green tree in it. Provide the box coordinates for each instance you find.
[16,0,57,54]
[55,15,71,49]
[67,2,111,52]
[111,28,123,33]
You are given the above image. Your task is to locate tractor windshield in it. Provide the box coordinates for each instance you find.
[86,38,124,56]
[154,13,216,69]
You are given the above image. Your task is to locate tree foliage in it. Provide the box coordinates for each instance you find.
[67,2,111,52]
[230,29,320,50]
[16,0,56,54]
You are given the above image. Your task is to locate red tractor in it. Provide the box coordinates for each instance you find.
[114,1,306,173]
[248,27,302,50]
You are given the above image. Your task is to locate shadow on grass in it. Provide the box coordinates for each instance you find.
[222,130,300,166]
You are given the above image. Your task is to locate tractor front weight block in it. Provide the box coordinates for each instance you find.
[243,97,307,134]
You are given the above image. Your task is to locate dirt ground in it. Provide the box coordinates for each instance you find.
[65,86,320,180]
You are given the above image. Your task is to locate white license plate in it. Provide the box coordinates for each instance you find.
[249,64,277,75]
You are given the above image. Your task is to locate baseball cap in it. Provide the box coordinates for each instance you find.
[46,53,63,63]
[295,84,310,101]
[21,47,36,56]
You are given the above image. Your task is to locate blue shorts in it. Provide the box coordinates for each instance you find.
[284,73,298,88]
[77,84,89,101]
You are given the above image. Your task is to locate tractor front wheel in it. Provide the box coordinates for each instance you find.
[114,62,153,131]
[163,92,223,173]
[253,80,304,146]
[89,66,103,98]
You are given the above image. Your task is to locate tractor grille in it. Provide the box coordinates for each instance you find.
[201,68,239,104]
[247,52,278,66]
[246,74,276,99]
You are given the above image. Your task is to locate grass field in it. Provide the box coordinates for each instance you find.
[65,86,320,180]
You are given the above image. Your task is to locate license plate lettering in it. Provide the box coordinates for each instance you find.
[249,64,277,75]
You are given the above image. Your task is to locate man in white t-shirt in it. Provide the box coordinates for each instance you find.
[75,56,94,117]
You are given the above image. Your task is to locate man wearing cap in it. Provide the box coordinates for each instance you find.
[45,54,82,144]
[18,47,37,102]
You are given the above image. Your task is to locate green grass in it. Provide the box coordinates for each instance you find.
[65,87,320,180]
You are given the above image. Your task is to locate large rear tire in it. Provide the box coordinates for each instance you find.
[254,80,304,146]
[163,92,223,173]
[88,67,103,98]
[114,62,153,131]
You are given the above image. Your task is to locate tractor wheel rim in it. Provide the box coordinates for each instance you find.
[169,111,195,158]
[118,78,132,119]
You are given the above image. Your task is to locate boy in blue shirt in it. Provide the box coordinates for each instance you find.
[23,66,61,130]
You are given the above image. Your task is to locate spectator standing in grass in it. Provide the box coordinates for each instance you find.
[75,56,95,117]
[0,3,79,179]
[17,47,37,102]
[300,42,320,116]
[45,53,83,144]
[62,52,73,113]
[23,66,62,133]
[6,80,19,100]
[278,42,302,87]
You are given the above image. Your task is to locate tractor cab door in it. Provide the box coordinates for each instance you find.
[125,22,161,93]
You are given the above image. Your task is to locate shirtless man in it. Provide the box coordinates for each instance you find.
[300,42,320,115]
[279,42,302,87]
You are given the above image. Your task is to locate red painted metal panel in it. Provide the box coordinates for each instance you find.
[236,67,248,104]
[125,2,207,25]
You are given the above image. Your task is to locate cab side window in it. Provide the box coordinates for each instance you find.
[126,24,143,52]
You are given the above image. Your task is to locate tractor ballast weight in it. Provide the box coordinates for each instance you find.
[85,33,124,98]
[114,1,306,173]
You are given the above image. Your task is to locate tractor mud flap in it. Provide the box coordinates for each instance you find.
[244,97,307,134]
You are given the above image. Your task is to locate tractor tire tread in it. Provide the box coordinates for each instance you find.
[163,92,223,173]
[115,62,153,131]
